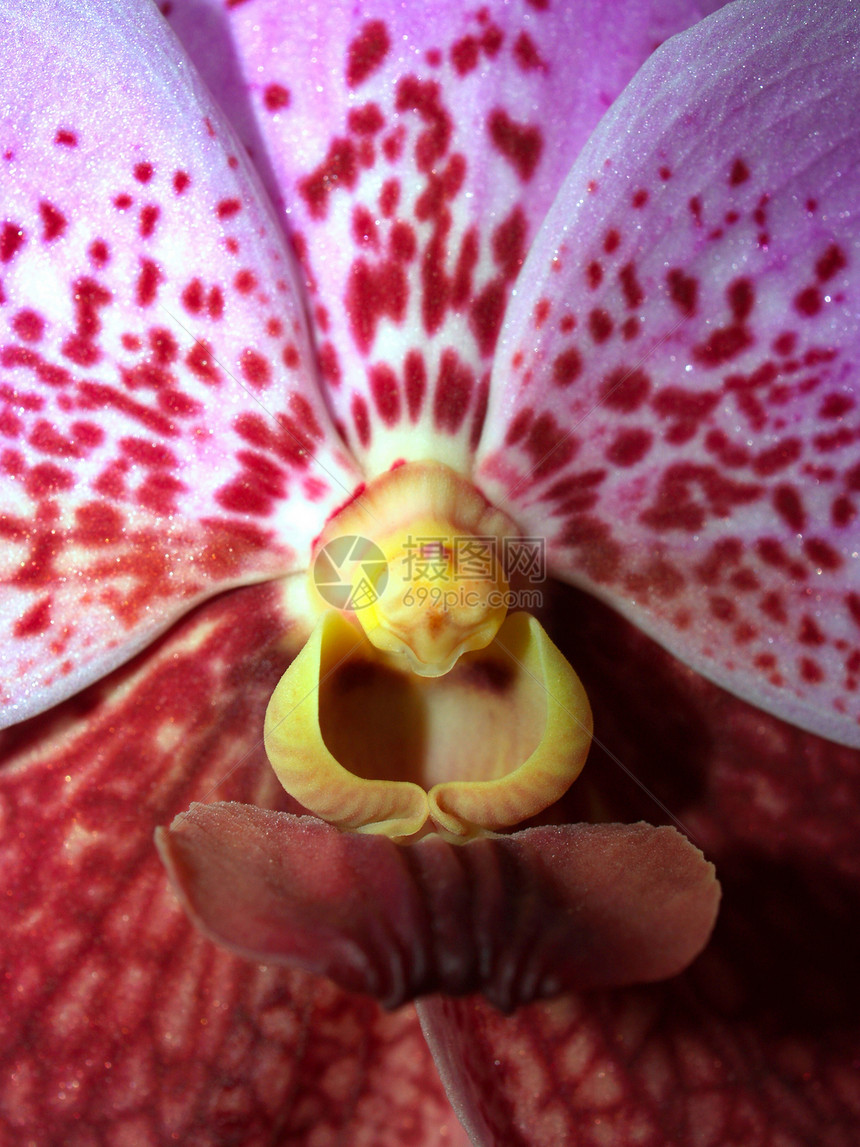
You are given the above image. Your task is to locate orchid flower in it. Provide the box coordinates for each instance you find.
[2,0,860,1143]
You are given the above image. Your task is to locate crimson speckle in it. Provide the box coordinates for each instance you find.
[346,258,407,354]
[534,299,550,327]
[282,345,299,369]
[754,439,802,476]
[319,343,341,385]
[552,347,582,388]
[88,239,109,265]
[39,201,67,242]
[11,310,45,342]
[522,412,578,478]
[139,204,159,239]
[346,19,390,88]
[804,537,842,571]
[348,103,385,135]
[133,162,154,183]
[1,222,25,262]
[299,138,358,219]
[113,193,132,210]
[172,170,190,194]
[351,394,371,447]
[667,268,698,315]
[433,350,474,434]
[729,157,750,185]
[54,129,78,147]
[586,261,602,289]
[186,341,220,385]
[379,179,400,216]
[235,269,257,294]
[588,309,613,343]
[136,259,162,307]
[603,229,620,254]
[819,393,854,418]
[631,188,648,208]
[216,198,241,219]
[404,351,426,420]
[368,364,401,425]
[794,286,822,316]
[618,263,643,308]
[816,244,847,281]
[263,83,291,111]
[469,280,506,357]
[239,349,271,389]
[451,35,480,75]
[487,109,542,182]
[606,428,652,467]
[773,484,806,532]
[13,597,52,638]
[601,367,651,411]
[513,30,544,71]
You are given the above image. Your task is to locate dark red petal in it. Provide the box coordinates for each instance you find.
[421,581,860,1146]
[158,805,719,1011]
[0,583,465,1145]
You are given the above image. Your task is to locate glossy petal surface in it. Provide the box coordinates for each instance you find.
[476,0,860,746]
[419,581,860,1147]
[166,0,723,476]
[0,581,467,1146]
[0,0,358,728]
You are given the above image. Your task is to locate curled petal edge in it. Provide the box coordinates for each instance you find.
[156,804,720,1011]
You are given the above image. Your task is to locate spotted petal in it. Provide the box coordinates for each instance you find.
[0,582,468,1146]
[166,0,724,477]
[419,583,860,1147]
[476,0,860,746]
[0,0,358,729]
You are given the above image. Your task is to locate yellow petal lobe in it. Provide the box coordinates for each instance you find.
[264,610,592,843]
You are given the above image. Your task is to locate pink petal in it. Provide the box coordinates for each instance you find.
[158,804,718,1009]
[1,0,359,728]
[476,0,860,747]
[418,581,860,1146]
[166,0,722,477]
[0,581,466,1146]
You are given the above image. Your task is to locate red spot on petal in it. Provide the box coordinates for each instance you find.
[239,349,271,389]
[134,162,154,183]
[552,347,582,388]
[346,19,390,88]
[1,222,25,263]
[487,109,542,182]
[263,83,291,111]
[54,129,78,147]
[39,201,67,242]
[729,158,749,185]
[299,139,358,219]
[368,363,401,425]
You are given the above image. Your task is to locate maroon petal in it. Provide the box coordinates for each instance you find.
[0,583,465,1145]
[423,583,860,1146]
[158,805,718,1011]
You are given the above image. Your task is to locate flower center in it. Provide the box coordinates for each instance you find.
[265,461,593,842]
[309,461,518,675]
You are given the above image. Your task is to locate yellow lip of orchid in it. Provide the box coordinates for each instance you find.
[263,608,593,843]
